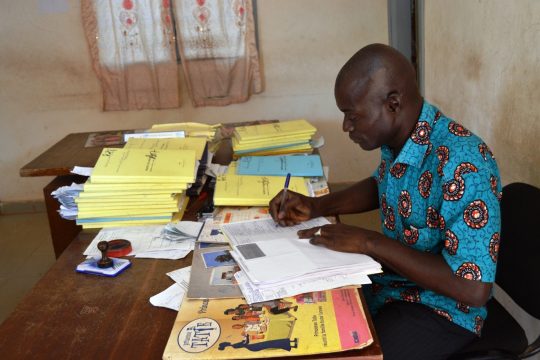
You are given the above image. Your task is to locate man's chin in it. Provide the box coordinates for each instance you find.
[350,135,378,151]
[358,141,377,151]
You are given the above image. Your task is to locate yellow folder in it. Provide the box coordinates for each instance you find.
[83,180,188,193]
[124,137,207,160]
[77,208,176,218]
[90,148,197,184]
[233,119,316,142]
[213,174,309,206]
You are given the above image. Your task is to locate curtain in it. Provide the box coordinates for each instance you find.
[174,0,263,107]
[81,0,180,110]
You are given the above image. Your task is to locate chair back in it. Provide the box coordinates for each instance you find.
[496,182,540,319]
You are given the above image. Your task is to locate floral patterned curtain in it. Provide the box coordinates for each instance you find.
[174,0,263,107]
[81,0,181,110]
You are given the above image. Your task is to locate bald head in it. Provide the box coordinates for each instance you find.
[336,43,419,102]
[335,44,423,153]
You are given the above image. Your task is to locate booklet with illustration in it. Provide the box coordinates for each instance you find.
[186,245,243,300]
[162,287,373,359]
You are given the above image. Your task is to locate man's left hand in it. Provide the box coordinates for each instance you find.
[297,223,379,254]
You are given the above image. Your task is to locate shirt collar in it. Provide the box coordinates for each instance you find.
[382,100,439,168]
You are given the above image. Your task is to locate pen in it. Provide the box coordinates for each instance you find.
[276,173,291,226]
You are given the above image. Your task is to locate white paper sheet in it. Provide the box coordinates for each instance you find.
[234,270,371,304]
[71,166,93,176]
[83,225,195,259]
[149,266,191,311]
[221,217,331,246]
[221,217,382,291]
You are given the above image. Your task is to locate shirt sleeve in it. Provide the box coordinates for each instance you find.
[439,160,501,283]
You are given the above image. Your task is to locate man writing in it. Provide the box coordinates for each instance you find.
[269,44,501,360]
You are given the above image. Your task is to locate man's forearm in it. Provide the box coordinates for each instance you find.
[366,232,492,307]
[314,177,379,216]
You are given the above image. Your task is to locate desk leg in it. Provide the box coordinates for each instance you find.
[43,175,86,258]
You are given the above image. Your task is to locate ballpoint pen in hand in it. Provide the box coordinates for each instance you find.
[276,173,291,226]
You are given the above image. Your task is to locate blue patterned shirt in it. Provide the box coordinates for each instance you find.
[365,101,502,334]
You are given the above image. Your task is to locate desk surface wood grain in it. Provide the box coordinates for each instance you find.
[20,131,125,177]
[0,235,381,360]
[11,130,382,359]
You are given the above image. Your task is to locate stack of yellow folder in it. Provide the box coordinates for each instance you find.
[213,172,309,206]
[148,122,219,141]
[125,137,209,196]
[123,137,207,160]
[232,119,317,157]
[75,147,198,229]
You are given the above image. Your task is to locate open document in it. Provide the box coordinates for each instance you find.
[220,217,382,302]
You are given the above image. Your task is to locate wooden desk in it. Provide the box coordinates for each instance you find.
[9,134,383,359]
[19,131,233,258]
[20,131,126,258]
[0,183,382,359]
[0,236,381,360]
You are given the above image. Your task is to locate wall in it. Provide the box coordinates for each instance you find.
[424,0,540,346]
[424,0,540,188]
[0,0,388,202]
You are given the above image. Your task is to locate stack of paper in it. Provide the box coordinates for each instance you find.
[124,137,209,196]
[220,217,382,304]
[75,147,198,228]
[213,174,309,206]
[232,119,317,157]
[198,206,272,243]
[51,183,84,220]
[90,147,196,183]
[123,130,186,141]
[150,266,191,311]
[124,137,207,159]
[83,222,202,260]
[149,122,219,141]
[236,154,324,177]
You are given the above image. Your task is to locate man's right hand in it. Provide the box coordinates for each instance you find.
[269,190,317,226]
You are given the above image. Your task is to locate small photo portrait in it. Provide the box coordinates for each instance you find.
[202,250,237,268]
[197,242,223,249]
[210,265,240,286]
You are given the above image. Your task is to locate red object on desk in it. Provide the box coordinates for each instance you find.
[106,239,132,258]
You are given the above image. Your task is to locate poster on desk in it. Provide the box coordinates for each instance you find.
[162,287,373,359]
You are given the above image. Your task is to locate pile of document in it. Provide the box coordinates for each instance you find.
[83,221,202,260]
[51,183,84,220]
[232,119,317,157]
[147,122,219,141]
[213,172,310,206]
[124,137,210,196]
[236,154,324,177]
[221,217,382,304]
[75,141,203,228]
[212,154,327,206]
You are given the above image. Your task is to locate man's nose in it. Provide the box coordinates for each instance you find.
[343,117,354,132]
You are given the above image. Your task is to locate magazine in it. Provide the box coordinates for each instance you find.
[162,287,373,359]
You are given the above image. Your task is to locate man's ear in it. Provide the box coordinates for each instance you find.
[386,91,401,113]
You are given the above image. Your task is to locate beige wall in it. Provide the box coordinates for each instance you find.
[425,0,540,345]
[424,0,540,188]
[0,0,387,202]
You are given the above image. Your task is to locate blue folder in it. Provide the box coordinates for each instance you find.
[236,154,324,177]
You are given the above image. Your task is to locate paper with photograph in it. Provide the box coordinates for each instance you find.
[186,245,243,299]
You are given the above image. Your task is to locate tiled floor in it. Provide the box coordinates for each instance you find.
[0,211,56,325]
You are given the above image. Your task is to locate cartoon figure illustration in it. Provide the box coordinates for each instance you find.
[222,300,298,353]
[294,291,327,304]
[218,337,299,352]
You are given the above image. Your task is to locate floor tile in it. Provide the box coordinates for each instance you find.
[0,211,54,324]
